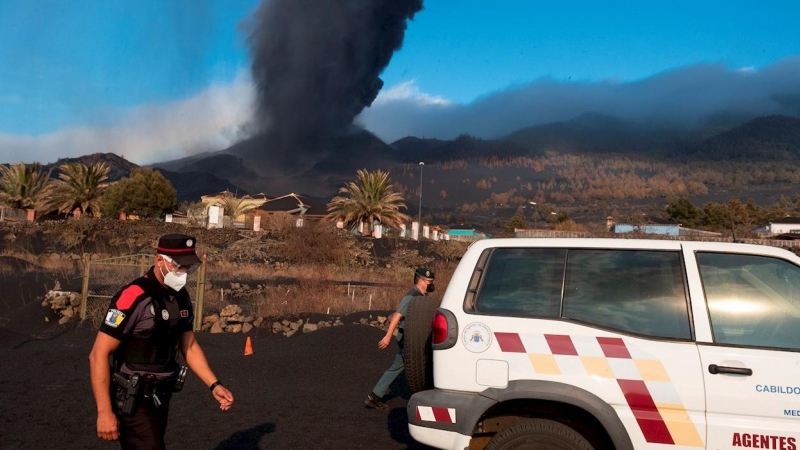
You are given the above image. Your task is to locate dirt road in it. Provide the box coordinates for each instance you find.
[0,319,434,449]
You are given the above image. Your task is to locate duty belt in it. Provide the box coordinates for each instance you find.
[112,366,186,414]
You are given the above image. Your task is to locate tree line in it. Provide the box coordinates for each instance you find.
[1,162,413,238]
[0,162,177,218]
[423,154,800,205]
[661,196,791,238]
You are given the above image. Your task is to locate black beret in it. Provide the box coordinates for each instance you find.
[157,233,202,266]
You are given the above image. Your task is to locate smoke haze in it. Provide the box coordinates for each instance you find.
[4,56,799,166]
[359,56,800,143]
[0,73,254,165]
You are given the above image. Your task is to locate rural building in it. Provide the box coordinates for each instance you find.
[609,215,722,237]
[256,193,327,219]
[448,228,489,241]
[754,217,800,237]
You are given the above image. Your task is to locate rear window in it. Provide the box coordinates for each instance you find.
[475,248,565,318]
[473,247,691,339]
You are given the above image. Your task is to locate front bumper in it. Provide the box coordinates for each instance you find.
[408,424,472,450]
[407,389,497,449]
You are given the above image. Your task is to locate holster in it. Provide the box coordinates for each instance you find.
[113,367,182,414]
[113,373,141,416]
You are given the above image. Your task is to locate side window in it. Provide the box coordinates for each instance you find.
[563,250,691,339]
[697,252,800,350]
[475,248,565,318]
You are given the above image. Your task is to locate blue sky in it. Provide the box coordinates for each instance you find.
[0,0,258,135]
[385,0,800,102]
[1,0,799,163]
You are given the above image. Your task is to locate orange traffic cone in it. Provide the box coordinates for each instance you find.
[244,336,253,356]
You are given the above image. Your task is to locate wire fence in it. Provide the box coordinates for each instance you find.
[79,253,207,331]
[0,207,28,222]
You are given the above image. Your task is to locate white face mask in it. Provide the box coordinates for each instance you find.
[164,270,187,291]
[159,260,188,291]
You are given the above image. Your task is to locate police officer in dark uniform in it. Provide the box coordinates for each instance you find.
[89,233,234,449]
[364,267,435,410]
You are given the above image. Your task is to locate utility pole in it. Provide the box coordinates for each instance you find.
[530,201,537,229]
[418,162,424,228]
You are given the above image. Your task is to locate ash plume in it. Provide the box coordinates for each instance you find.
[246,0,424,142]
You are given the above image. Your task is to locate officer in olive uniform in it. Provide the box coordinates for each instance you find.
[89,234,234,449]
[365,267,435,410]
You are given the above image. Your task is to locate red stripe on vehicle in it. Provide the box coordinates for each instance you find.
[115,285,144,310]
[617,379,674,445]
[495,332,526,353]
[432,407,452,423]
[597,337,632,359]
[545,334,578,356]
[416,407,422,421]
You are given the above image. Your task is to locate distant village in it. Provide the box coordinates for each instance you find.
[3,161,800,248]
[5,185,800,249]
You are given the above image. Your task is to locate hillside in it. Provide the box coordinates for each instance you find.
[16,113,799,223]
[391,113,800,163]
[147,113,800,215]
[161,126,400,197]
[391,134,527,162]
[44,153,138,182]
[42,153,245,203]
[700,115,800,160]
[502,113,697,156]
[155,168,246,204]
[164,154,262,185]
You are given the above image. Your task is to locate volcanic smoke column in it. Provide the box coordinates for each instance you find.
[247,0,424,141]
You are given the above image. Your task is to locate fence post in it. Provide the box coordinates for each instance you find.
[194,254,207,331]
[139,254,149,276]
[80,253,90,320]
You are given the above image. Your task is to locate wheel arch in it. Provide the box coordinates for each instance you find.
[476,380,634,450]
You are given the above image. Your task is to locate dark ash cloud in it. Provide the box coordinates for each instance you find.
[246,0,424,141]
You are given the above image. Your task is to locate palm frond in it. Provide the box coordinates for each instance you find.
[217,191,260,220]
[46,162,110,217]
[0,162,54,210]
[326,169,410,231]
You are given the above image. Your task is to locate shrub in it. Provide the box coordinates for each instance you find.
[280,222,357,266]
[100,168,176,218]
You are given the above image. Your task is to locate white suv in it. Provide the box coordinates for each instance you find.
[407,238,800,450]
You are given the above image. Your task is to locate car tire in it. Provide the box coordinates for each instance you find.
[484,419,594,450]
[403,295,440,394]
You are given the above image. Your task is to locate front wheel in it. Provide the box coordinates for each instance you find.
[484,419,594,450]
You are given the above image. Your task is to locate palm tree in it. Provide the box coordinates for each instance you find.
[0,162,53,210]
[326,169,410,232]
[216,191,260,222]
[47,162,110,217]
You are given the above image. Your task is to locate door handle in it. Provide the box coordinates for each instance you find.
[708,364,752,376]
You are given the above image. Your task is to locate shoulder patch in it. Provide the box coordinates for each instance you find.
[104,309,126,328]
[115,285,145,310]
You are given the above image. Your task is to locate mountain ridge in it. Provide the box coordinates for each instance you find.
[21,113,799,209]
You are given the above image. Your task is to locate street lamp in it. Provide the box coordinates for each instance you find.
[418,162,424,230]
[530,201,536,229]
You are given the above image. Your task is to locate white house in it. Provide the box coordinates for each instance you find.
[755,217,800,236]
